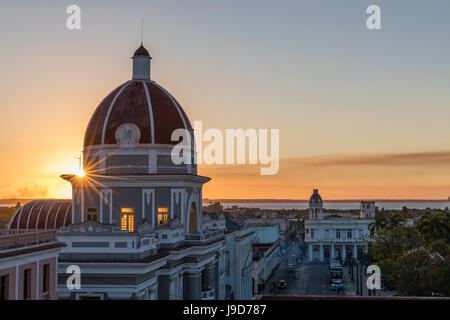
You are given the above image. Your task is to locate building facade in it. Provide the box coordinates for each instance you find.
[7,44,253,300]
[305,189,374,262]
[0,229,64,300]
[252,242,280,294]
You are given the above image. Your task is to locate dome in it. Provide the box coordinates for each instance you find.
[133,44,151,57]
[8,200,72,230]
[84,45,192,147]
[309,189,322,205]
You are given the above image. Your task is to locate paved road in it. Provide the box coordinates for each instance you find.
[262,242,345,296]
[261,261,348,296]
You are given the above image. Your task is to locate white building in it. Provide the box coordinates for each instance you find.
[305,189,374,262]
[7,44,254,300]
[252,242,280,294]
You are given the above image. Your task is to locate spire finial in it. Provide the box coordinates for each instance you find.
[140,18,144,45]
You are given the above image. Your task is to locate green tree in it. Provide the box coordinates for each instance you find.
[418,211,450,243]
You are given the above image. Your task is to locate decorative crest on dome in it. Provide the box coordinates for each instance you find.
[115,123,141,146]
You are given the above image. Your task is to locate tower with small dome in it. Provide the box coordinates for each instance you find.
[305,189,375,263]
[309,189,323,220]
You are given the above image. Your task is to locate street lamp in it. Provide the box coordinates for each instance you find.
[351,259,354,281]
[359,264,363,296]
[356,261,359,295]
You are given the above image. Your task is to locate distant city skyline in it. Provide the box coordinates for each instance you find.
[1,0,450,200]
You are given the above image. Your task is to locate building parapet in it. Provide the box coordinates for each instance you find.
[201,289,215,300]
[0,229,57,249]
[185,229,224,244]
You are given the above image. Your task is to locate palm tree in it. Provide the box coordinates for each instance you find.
[418,211,450,243]
[369,211,388,236]
[387,212,404,229]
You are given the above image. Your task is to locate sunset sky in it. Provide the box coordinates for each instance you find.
[1,0,450,200]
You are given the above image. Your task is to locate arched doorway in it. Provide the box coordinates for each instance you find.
[189,202,198,234]
[324,247,330,260]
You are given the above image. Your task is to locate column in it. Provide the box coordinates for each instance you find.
[308,244,313,262]
[204,263,216,291]
[177,273,184,299]
[186,271,202,300]
[168,274,177,300]
[148,284,157,300]
[342,244,346,261]
[354,244,358,260]
[331,244,335,259]
[319,245,324,262]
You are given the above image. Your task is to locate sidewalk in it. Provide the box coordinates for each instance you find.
[342,264,396,296]
[342,263,374,296]
[342,264,359,295]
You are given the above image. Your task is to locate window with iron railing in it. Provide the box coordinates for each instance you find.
[120,208,135,232]
[157,207,169,227]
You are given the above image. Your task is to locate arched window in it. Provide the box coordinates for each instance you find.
[189,202,197,234]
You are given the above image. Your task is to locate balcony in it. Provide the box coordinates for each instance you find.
[185,229,224,244]
[307,237,367,244]
[201,289,215,300]
[0,229,57,249]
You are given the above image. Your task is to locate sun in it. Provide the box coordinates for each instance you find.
[75,169,85,178]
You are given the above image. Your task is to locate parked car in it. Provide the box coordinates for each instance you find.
[278,280,287,289]
[330,278,344,291]
[330,267,343,278]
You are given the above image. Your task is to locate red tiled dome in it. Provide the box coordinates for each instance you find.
[8,200,72,230]
[84,80,192,147]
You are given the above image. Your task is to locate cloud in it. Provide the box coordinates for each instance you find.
[289,150,450,167]
[4,184,49,199]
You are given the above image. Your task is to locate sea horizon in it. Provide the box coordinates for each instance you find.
[1,198,449,211]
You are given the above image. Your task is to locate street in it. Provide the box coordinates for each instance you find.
[260,242,372,296]
[261,260,344,296]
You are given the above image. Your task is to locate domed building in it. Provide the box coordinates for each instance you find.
[304,189,374,262]
[7,44,254,300]
[64,43,203,235]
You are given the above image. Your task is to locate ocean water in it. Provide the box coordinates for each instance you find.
[2,202,449,210]
[221,202,450,210]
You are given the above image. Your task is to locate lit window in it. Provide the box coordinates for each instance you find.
[157,207,169,227]
[87,207,98,221]
[121,208,135,232]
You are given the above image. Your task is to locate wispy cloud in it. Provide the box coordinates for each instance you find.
[290,150,450,167]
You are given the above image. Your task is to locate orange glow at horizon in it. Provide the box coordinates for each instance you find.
[1,150,450,200]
